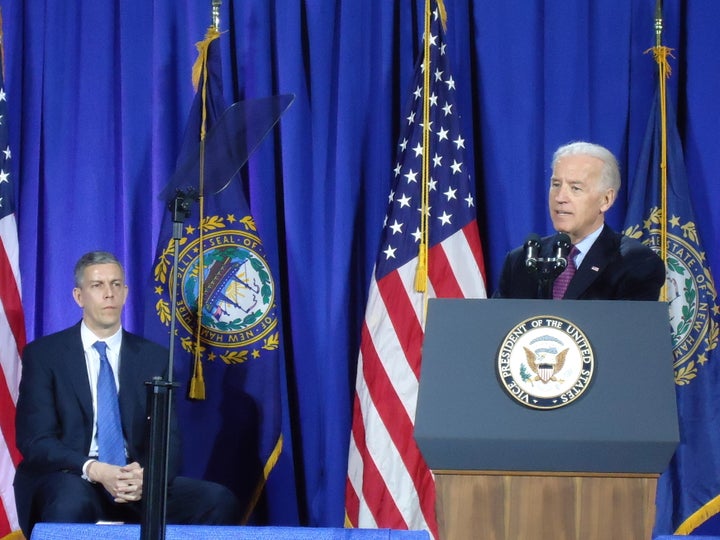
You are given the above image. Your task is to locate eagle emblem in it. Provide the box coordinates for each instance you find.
[524,346,568,383]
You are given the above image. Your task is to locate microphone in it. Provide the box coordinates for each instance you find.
[553,233,571,270]
[524,233,541,271]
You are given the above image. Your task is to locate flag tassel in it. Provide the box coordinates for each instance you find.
[189,351,206,399]
[414,244,428,292]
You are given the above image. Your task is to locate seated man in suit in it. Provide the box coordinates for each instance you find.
[495,141,665,300]
[14,251,240,538]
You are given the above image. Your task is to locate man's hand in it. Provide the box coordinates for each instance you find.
[88,460,144,503]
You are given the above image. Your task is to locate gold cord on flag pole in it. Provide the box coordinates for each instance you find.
[414,0,448,325]
[414,0,432,297]
[188,21,222,399]
[648,0,673,303]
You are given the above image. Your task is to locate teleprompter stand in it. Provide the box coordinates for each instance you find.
[141,191,193,540]
[140,94,294,540]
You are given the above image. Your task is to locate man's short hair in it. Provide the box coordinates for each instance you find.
[552,141,621,193]
[73,251,124,287]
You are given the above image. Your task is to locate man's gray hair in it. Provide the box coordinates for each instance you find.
[551,141,621,192]
[73,251,124,287]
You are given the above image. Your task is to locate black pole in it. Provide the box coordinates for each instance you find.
[141,378,174,540]
[655,0,663,47]
[530,258,566,299]
[141,189,196,540]
[536,264,556,299]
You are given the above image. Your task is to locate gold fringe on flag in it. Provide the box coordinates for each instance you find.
[241,435,284,524]
[677,492,720,535]
[437,0,447,32]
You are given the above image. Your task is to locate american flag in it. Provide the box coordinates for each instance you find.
[345,4,486,538]
[0,14,26,536]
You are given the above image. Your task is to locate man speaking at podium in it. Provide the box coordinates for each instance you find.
[495,141,664,300]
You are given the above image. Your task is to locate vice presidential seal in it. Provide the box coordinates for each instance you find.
[496,316,595,410]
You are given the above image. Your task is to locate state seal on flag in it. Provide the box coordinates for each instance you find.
[496,316,595,410]
[625,210,720,385]
[152,214,279,365]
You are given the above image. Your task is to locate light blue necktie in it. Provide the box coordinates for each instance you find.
[93,341,126,466]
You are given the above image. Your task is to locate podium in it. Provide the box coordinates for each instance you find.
[415,299,679,540]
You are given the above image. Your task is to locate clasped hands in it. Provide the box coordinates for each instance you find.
[88,460,143,503]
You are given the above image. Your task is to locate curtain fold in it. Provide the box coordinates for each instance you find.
[1,0,718,529]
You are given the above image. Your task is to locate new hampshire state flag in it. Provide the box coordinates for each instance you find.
[145,28,297,524]
[623,89,720,535]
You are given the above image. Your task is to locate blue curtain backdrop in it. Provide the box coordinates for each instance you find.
[2,0,719,530]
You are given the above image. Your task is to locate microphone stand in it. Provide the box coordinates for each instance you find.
[529,258,567,299]
[536,261,561,298]
[141,189,196,540]
[525,233,570,299]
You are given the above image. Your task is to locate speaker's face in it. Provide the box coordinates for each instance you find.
[548,154,614,245]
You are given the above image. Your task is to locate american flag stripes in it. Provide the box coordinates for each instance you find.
[0,17,26,536]
[345,3,486,537]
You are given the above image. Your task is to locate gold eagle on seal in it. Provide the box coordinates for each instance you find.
[524,347,569,384]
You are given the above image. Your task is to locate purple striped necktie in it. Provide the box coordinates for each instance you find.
[552,245,579,299]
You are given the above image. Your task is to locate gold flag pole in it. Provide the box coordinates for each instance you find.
[414,0,447,322]
[650,0,672,302]
[414,0,432,298]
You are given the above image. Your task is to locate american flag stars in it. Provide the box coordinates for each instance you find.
[377,21,476,272]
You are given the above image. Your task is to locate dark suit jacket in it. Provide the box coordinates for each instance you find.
[495,224,665,300]
[14,322,180,525]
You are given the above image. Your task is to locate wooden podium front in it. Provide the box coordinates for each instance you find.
[434,470,657,540]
